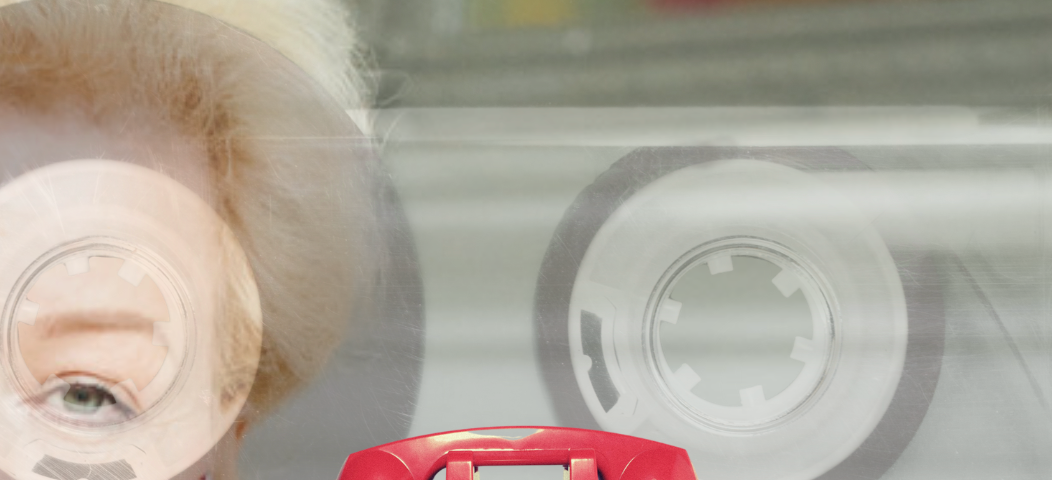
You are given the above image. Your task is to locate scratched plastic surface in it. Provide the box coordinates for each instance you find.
[241,105,1052,480]
[6,1,1052,479]
[244,106,1052,480]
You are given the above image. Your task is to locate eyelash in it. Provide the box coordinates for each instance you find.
[34,375,140,426]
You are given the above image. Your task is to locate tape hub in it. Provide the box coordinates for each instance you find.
[6,238,192,431]
[647,239,835,431]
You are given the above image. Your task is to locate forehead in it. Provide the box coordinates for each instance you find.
[0,105,215,207]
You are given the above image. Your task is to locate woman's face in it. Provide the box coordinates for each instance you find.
[0,105,242,479]
[17,255,170,424]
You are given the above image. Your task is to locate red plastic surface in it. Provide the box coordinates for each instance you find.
[338,426,697,480]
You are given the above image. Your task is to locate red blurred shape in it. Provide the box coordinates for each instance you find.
[338,426,697,480]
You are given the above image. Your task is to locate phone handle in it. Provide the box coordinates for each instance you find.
[338,426,696,480]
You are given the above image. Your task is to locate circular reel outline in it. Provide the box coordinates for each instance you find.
[2,237,195,434]
[0,160,261,478]
[534,146,946,480]
[643,237,837,432]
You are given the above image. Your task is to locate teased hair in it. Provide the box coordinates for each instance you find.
[0,0,377,419]
[155,0,374,131]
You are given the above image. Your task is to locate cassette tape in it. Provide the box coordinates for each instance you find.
[6,0,1052,478]
[378,107,1052,480]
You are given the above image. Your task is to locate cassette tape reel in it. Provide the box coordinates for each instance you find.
[0,160,260,479]
[535,147,945,480]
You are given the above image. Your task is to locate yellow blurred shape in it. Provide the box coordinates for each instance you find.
[471,0,577,29]
[505,0,576,28]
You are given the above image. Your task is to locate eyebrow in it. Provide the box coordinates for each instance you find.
[32,310,164,340]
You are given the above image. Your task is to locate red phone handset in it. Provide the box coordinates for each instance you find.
[338,426,697,480]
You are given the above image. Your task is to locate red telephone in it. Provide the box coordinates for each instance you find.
[338,426,697,480]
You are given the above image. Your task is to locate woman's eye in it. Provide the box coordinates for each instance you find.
[36,377,139,426]
[62,384,117,413]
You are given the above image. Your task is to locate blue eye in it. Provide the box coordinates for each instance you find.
[62,384,117,413]
[37,376,139,426]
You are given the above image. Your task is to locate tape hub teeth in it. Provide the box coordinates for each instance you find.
[7,241,188,429]
[648,238,836,431]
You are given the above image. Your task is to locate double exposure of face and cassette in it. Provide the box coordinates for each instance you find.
[0,0,378,478]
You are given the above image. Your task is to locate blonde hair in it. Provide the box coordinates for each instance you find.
[0,0,377,420]
[154,0,373,131]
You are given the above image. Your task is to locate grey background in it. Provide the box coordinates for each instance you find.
[239,108,1052,479]
[357,0,1052,108]
[240,0,1052,478]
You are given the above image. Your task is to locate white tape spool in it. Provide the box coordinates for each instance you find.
[536,148,944,480]
[0,160,261,480]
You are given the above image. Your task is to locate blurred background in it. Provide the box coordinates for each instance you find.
[353,0,1052,108]
[241,1,1052,479]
